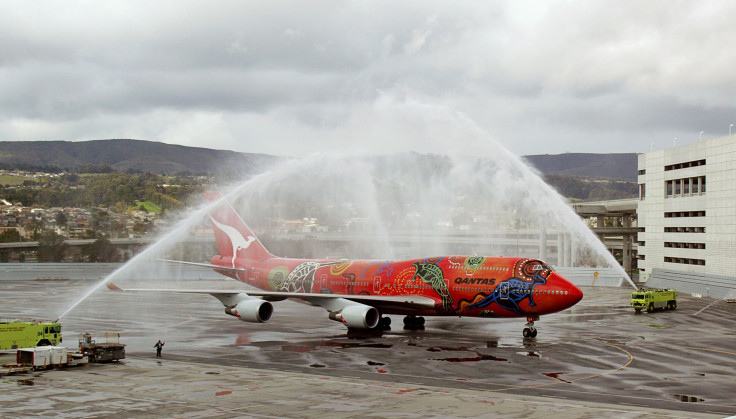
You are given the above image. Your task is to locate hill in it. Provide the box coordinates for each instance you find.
[0,140,640,200]
[0,139,279,176]
[522,153,638,180]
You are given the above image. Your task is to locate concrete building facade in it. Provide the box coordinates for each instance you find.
[637,134,736,283]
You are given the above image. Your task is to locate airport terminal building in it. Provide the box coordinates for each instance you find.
[637,134,736,297]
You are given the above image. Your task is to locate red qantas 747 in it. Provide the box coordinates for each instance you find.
[111,192,583,337]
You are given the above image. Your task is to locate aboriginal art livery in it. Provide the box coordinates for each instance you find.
[110,192,584,338]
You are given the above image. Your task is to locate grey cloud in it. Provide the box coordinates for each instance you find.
[2,1,736,157]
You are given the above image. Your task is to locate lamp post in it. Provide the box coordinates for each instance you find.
[731,124,734,135]
[700,131,703,142]
[673,137,677,147]
[650,142,655,152]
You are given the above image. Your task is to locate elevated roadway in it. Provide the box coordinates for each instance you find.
[573,198,640,273]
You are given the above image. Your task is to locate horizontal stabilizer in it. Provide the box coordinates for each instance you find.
[157,259,245,273]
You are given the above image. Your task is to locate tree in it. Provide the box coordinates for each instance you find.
[55,211,68,227]
[82,234,119,262]
[25,217,44,240]
[132,222,147,234]
[36,229,68,262]
[0,229,21,243]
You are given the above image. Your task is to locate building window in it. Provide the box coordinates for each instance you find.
[664,159,706,171]
[665,176,705,198]
[664,256,706,265]
[665,211,706,218]
[664,242,705,249]
[639,184,646,200]
[638,169,646,175]
[664,227,705,233]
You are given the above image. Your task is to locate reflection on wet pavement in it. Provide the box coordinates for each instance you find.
[2,280,736,417]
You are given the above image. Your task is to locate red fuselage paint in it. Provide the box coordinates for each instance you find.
[210,254,583,318]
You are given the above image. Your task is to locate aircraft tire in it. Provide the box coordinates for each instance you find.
[380,317,391,330]
[531,329,538,338]
[523,328,532,338]
[402,316,425,330]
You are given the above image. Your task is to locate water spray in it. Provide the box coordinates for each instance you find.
[57,97,637,320]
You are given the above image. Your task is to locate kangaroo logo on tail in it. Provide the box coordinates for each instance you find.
[210,216,257,267]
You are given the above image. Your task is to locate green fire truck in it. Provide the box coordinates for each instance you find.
[0,320,62,350]
[631,289,678,313]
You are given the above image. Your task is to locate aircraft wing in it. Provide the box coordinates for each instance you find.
[107,283,437,311]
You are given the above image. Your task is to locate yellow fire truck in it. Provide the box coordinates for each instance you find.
[631,289,678,313]
[0,320,62,350]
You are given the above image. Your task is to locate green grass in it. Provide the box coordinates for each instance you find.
[0,175,35,186]
[133,201,162,214]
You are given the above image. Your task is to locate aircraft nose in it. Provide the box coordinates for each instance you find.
[568,283,584,305]
[553,272,583,307]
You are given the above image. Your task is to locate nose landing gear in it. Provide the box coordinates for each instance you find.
[523,315,539,338]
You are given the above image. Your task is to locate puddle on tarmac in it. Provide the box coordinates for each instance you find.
[543,372,571,383]
[426,346,471,352]
[367,361,385,366]
[310,363,326,368]
[432,354,508,363]
[670,394,704,403]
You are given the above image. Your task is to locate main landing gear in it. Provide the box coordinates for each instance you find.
[346,316,391,339]
[523,315,539,338]
[403,315,425,330]
[379,316,392,330]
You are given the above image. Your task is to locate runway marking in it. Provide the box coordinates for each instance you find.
[692,299,720,316]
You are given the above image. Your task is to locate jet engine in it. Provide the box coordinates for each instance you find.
[225,299,273,323]
[329,304,380,329]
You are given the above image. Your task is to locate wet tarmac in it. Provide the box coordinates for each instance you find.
[1,277,735,417]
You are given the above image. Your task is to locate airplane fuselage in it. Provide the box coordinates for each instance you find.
[211,254,583,319]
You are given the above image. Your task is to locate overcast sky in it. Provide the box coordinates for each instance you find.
[2,1,736,157]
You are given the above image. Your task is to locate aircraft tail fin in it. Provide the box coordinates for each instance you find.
[204,191,273,262]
